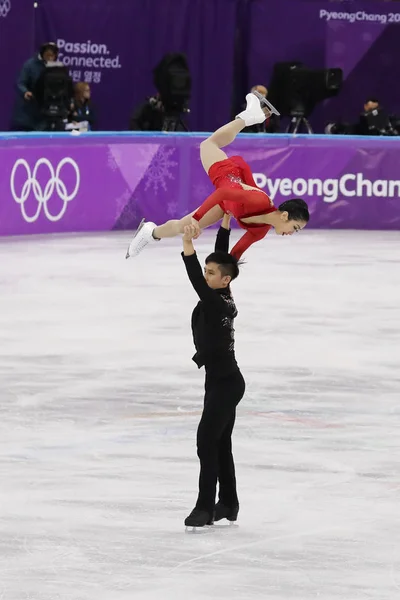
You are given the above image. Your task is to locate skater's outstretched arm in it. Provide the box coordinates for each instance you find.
[181,226,227,309]
[214,214,231,253]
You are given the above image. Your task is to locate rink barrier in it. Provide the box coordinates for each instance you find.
[1,132,400,237]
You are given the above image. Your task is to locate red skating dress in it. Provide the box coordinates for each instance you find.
[192,156,277,259]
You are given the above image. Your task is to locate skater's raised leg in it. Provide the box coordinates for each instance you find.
[199,93,266,174]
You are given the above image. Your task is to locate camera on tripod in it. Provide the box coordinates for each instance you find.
[268,62,343,134]
[153,53,191,131]
[34,63,73,131]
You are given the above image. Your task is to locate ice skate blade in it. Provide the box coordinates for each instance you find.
[252,90,280,116]
[125,218,145,259]
[212,521,239,530]
[185,525,214,534]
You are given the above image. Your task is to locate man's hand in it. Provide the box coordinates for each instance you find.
[221,213,231,230]
[24,91,33,101]
[183,224,200,242]
[182,225,198,256]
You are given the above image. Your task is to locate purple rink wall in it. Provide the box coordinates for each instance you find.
[1,132,400,237]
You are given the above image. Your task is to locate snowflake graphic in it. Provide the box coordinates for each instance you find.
[193,182,211,202]
[139,146,177,195]
[167,201,178,217]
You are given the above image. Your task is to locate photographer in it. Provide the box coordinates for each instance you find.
[11,42,59,132]
[326,98,398,136]
[355,98,398,136]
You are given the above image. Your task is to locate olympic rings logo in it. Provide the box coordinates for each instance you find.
[10,158,80,223]
[0,0,11,18]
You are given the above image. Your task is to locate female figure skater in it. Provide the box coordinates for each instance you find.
[182,214,245,528]
[126,93,309,260]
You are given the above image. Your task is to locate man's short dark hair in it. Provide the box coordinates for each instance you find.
[39,42,59,59]
[205,251,240,281]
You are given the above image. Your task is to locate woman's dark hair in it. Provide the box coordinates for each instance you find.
[278,198,310,222]
[205,251,242,281]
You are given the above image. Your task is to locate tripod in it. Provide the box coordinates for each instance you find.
[162,111,188,132]
[44,116,66,131]
[286,114,313,134]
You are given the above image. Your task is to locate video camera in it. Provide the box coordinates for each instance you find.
[268,62,343,133]
[153,53,191,131]
[34,63,73,131]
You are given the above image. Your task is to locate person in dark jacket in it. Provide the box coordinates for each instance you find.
[182,214,246,528]
[11,42,59,131]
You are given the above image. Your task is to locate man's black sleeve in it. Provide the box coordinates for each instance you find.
[182,252,225,309]
[214,226,230,253]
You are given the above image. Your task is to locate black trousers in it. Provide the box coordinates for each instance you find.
[195,369,245,515]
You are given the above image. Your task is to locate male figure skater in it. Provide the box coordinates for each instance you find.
[182,215,245,527]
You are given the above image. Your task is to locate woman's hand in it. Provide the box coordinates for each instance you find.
[189,217,201,239]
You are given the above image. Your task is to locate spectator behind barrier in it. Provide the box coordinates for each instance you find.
[129,94,164,131]
[326,97,399,136]
[68,82,95,131]
[355,98,398,136]
[242,85,280,134]
[11,42,59,132]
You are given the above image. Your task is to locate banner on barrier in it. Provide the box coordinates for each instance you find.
[1,134,400,237]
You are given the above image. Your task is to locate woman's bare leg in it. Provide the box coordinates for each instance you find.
[154,118,248,239]
[153,205,224,239]
[126,97,266,258]
[199,93,266,174]
[200,118,246,174]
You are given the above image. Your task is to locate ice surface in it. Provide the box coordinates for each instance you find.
[0,229,399,600]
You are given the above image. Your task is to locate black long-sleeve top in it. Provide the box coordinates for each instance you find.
[182,227,239,378]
